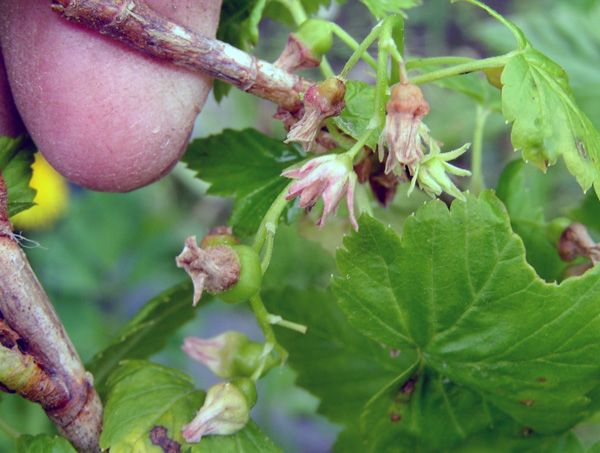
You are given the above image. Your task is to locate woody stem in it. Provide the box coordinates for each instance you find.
[51,0,314,112]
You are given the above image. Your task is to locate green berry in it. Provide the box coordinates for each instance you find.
[294,19,333,58]
[217,245,262,303]
[230,377,258,409]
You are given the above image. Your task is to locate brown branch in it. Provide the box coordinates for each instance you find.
[51,0,314,112]
[0,170,102,452]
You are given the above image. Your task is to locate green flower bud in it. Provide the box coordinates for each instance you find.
[182,379,257,443]
[182,331,277,380]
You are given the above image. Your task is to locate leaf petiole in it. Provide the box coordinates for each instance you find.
[469,104,491,195]
[410,55,510,85]
[248,293,290,381]
[0,416,20,441]
[253,181,294,272]
[406,56,478,71]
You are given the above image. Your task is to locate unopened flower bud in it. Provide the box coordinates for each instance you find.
[182,378,257,443]
[182,331,277,380]
[285,78,346,151]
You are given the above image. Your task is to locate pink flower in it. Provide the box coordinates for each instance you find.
[282,154,358,231]
[378,82,430,175]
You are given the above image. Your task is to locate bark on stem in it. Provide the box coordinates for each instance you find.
[0,171,102,452]
[51,0,314,112]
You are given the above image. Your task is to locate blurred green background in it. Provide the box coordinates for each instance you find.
[2,0,600,451]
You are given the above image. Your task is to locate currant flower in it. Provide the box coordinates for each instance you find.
[282,153,358,231]
[378,81,430,175]
[182,331,277,380]
[182,378,256,443]
[409,142,471,201]
[285,77,346,151]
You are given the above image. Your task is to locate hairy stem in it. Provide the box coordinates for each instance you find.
[410,55,510,85]
[469,105,490,195]
[51,0,314,112]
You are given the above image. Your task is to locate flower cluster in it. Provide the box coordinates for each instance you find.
[282,153,358,231]
[378,81,470,200]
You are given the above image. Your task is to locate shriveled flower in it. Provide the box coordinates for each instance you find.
[282,154,358,230]
[409,143,471,201]
[378,82,430,175]
[175,237,240,306]
[182,380,254,443]
[285,77,346,151]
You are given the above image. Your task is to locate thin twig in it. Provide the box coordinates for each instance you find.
[51,0,314,112]
[0,169,102,452]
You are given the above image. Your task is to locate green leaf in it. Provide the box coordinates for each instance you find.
[265,1,337,27]
[332,191,600,435]
[100,360,205,452]
[218,0,258,51]
[496,159,567,282]
[182,129,304,237]
[571,191,600,235]
[100,360,280,453]
[501,47,600,198]
[16,434,77,453]
[262,286,419,430]
[190,421,281,453]
[360,366,493,452]
[86,281,211,398]
[358,0,422,19]
[0,136,36,217]
[332,81,383,150]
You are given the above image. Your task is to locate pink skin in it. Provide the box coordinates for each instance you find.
[0,0,221,192]
[0,50,25,139]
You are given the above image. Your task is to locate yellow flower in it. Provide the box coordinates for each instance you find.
[11,153,69,230]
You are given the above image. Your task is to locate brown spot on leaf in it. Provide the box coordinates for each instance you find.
[523,428,533,436]
[390,412,401,423]
[520,400,534,406]
[149,426,181,453]
[539,377,546,382]
[576,140,587,159]
[401,379,415,395]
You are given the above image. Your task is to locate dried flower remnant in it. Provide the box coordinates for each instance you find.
[175,237,240,306]
[275,18,333,72]
[282,154,358,231]
[378,82,430,175]
[274,35,321,72]
[558,222,600,265]
[285,78,346,151]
